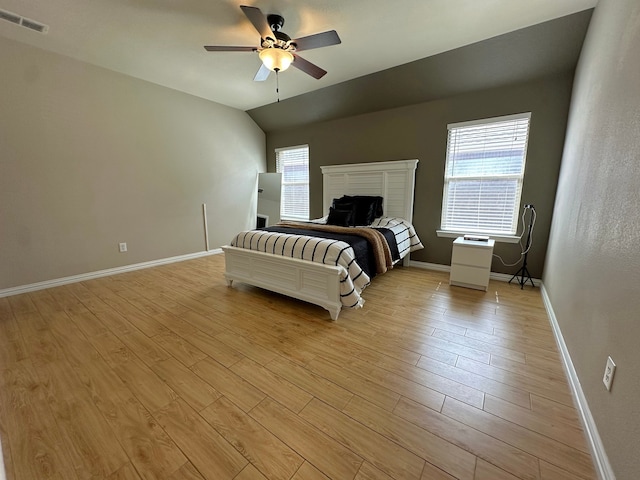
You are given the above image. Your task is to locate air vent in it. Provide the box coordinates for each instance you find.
[0,9,21,24]
[0,9,49,33]
[21,18,48,33]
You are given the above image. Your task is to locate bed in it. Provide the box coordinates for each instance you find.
[222,159,420,320]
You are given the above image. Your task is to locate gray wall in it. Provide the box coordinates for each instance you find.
[266,74,574,278]
[0,37,265,290]
[543,0,640,477]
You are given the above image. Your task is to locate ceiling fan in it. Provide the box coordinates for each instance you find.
[204,5,341,81]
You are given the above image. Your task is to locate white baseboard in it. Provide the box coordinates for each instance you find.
[0,249,223,298]
[408,260,451,272]
[540,284,615,480]
[408,260,541,286]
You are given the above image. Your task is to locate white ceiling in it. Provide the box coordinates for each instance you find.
[0,0,597,111]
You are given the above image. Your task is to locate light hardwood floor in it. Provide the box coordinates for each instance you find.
[0,254,596,480]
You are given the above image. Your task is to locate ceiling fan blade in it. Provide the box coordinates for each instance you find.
[292,30,341,52]
[240,5,275,41]
[253,64,271,82]
[291,53,327,79]
[204,46,256,52]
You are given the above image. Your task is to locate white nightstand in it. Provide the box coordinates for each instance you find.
[450,237,495,291]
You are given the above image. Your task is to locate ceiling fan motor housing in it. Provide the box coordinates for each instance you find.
[261,14,295,50]
[262,32,294,50]
[267,14,285,32]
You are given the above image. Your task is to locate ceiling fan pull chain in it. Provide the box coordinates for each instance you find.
[276,70,280,102]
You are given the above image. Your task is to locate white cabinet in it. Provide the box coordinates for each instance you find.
[450,237,495,291]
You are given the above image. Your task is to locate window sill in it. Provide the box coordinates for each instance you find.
[436,230,521,244]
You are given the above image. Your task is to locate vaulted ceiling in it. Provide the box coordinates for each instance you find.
[248,9,594,131]
[0,0,596,112]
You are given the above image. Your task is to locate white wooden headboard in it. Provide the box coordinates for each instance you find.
[320,159,419,223]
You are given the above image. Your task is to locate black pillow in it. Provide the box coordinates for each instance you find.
[327,206,354,227]
[333,195,383,226]
[370,196,384,218]
[332,197,353,210]
[331,199,356,225]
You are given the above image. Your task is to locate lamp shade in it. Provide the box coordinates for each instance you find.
[259,48,294,72]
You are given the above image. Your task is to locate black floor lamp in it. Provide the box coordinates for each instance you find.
[509,204,536,289]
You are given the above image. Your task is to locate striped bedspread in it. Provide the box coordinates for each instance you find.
[368,217,424,258]
[229,217,424,309]
[230,230,370,308]
[277,221,393,274]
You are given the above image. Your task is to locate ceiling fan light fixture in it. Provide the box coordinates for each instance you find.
[259,48,294,72]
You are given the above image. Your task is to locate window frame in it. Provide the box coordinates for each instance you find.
[438,112,531,242]
[275,144,310,221]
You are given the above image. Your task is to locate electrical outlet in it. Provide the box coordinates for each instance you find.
[118,242,127,253]
[603,356,616,391]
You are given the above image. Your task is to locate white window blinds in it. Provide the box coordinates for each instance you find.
[276,145,309,221]
[441,113,531,236]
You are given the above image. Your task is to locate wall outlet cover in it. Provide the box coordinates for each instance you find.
[603,356,616,391]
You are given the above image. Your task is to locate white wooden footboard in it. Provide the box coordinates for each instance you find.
[222,245,343,320]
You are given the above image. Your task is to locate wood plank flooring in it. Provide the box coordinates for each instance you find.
[0,254,596,480]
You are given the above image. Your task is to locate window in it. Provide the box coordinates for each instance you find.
[276,145,309,220]
[440,113,531,236]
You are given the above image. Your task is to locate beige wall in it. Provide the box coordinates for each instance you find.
[543,0,640,477]
[0,37,265,290]
[266,75,574,278]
